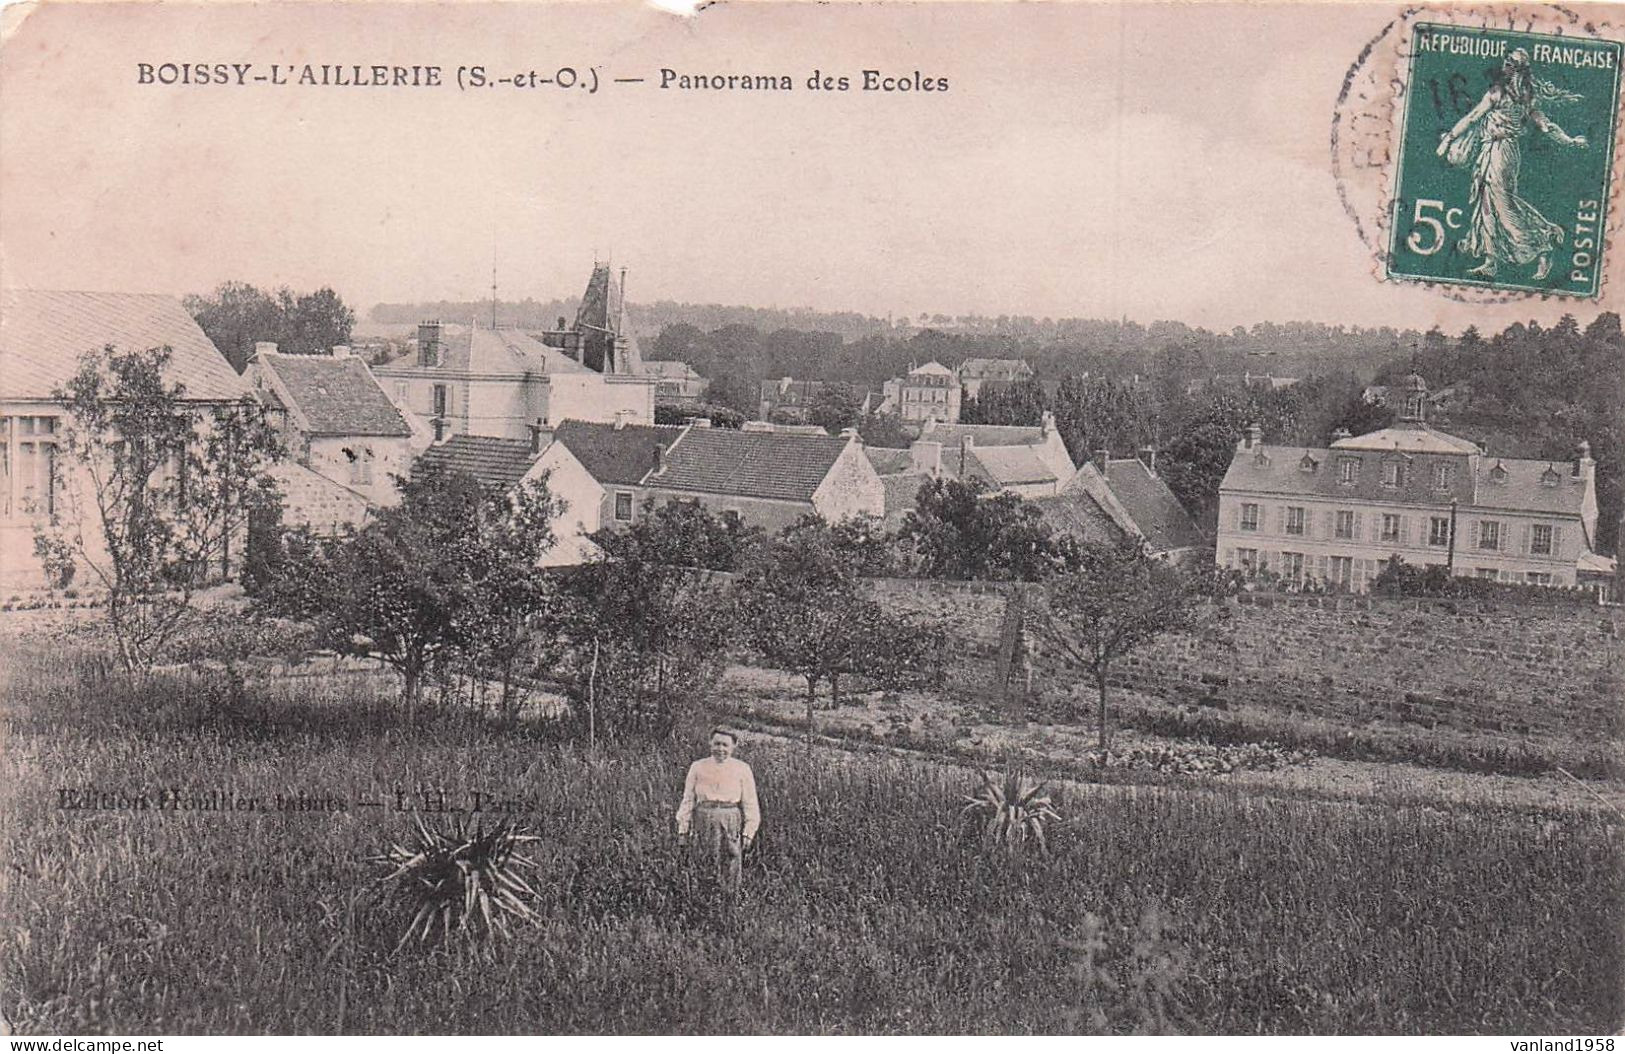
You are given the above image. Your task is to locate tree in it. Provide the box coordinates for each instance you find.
[185,282,356,371]
[740,520,941,736]
[557,501,746,740]
[897,477,1078,581]
[856,411,910,449]
[35,345,282,674]
[807,381,861,434]
[1035,540,1199,750]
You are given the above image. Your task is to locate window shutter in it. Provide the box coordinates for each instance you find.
[1316,554,1329,580]
[1552,525,1564,556]
[1400,516,1410,545]
[1369,513,1380,542]
[1519,524,1530,554]
[1322,509,1334,539]
[1353,511,1363,540]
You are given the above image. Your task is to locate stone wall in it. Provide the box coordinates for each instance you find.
[864,578,1625,740]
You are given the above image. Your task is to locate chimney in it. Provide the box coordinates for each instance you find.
[910,440,942,477]
[556,316,567,331]
[527,421,547,455]
[1574,439,1595,482]
[685,416,712,428]
[839,427,861,442]
[652,442,667,475]
[1246,422,1263,449]
[1137,446,1157,476]
[1041,410,1056,436]
[331,344,351,358]
[614,409,632,430]
[417,321,443,367]
[1331,427,1352,442]
[1092,449,1109,472]
[254,341,278,359]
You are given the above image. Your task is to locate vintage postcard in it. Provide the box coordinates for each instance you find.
[1,0,1622,1040]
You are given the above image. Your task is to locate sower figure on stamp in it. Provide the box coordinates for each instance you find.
[1437,47,1588,281]
[675,728,760,903]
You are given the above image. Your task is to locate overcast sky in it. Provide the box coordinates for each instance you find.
[2,1,1620,332]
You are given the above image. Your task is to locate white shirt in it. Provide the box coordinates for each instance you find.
[676,757,761,840]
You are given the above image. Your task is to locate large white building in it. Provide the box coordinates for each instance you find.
[1216,373,1608,590]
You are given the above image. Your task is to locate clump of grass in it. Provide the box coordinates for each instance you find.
[962,771,1061,854]
[371,815,543,951]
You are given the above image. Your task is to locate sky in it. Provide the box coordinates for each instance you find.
[2,1,1622,334]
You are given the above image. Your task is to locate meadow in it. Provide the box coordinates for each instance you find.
[1,636,1621,1035]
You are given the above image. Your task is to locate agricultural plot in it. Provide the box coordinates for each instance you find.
[1,636,1620,1035]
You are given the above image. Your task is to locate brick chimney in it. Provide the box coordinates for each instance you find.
[254,341,278,359]
[417,321,443,367]
[839,427,861,442]
[331,345,351,358]
[614,409,632,431]
[1574,439,1595,483]
[1040,410,1056,437]
[910,440,942,477]
[652,442,667,475]
[527,421,549,455]
[1331,427,1352,442]
[1137,447,1157,476]
[1092,449,1109,472]
[1245,422,1263,449]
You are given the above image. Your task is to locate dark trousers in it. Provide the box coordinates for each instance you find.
[690,803,743,899]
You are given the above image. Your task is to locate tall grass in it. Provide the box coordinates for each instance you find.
[1,641,1620,1034]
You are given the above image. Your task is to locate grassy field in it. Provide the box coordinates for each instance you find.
[2,635,1622,1035]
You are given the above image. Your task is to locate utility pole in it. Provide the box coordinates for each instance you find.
[490,262,498,330]
[1446,497,1459,574]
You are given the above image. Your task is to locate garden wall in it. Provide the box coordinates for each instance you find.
[863,578,1625,740]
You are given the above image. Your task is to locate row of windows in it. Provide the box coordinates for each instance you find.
[0,416,60,518]
[904,388,951,402]
[1324,455,1455,490]
[1235,503,1560,555]
[1230,549,1557,587]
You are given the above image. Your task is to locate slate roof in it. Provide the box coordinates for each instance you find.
[920,421,1045,447]
[1030,486,1128,547]
[551,420,684,487]
[1221,443,1589,517]
[0,289,246,402]
[652,428,851,503]
[865,447,915,475]
[1104,459,1205,552]
[374,324,587,376]
[880,472,933,530]
[414,435,536,488]
[257,353,411,437]
[1331,422,1481,455]
[967,445,1059,487]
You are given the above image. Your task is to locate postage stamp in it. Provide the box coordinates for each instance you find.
[1385,22,1622,297]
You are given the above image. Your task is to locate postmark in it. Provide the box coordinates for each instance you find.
[1332,6,1625,302]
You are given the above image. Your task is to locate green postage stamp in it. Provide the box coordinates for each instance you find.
[1387,23,1623,298]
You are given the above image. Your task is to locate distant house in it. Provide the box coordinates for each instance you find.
[643,360,710,406]
[247,349,414,528]
[920,415,1074,498]
[1217,373,1607,589]
[880,361,961,425]
[1086,452,1205,560]
[758,377,825,422]
[0,289,252,589]
[549,418,686,531]
[642,426,884,532]
[1211,371,1300,393]
[956,357,1034,399]
[372,265,656,444]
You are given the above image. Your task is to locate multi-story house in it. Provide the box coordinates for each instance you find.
[880,362,962,425]
[956,357,1034,400]
[642,360,710,406]
[1216,373,1606,590]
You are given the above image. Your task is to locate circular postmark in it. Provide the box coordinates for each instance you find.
[1332,4,1625,304]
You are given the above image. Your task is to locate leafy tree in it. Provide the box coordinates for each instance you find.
[897,477,1078,581]
[741,520,941,735]
[35,345,282,674]
[807,381,861,434]
[554,500,750,740]
[1036,540,1199,749]
[185,282,356,371]
[856,411,910,449]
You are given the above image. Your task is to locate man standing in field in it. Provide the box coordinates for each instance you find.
[676,728,761,901]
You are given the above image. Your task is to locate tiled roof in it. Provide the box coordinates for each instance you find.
[0,289,246,401]
[967,445,1058,486]
[1030,486,1127,546]
[920,421,1044,447]
[414,435,536,488]
[1331,422,1481,455]
[258,353,411,437]
[1104,459,1205,553]
[865,447,915,475]
[1221,444,1589,517]
[652,427,851,503]
[551,419,684,486]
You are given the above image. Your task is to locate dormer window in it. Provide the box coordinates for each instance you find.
[1489,462,1508,484]
[1338,457,1359,485]
[1382,459,1403,487]
[1432,462,1454,489]
[1540,466,1562,487]
[1299,454,1318,473]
